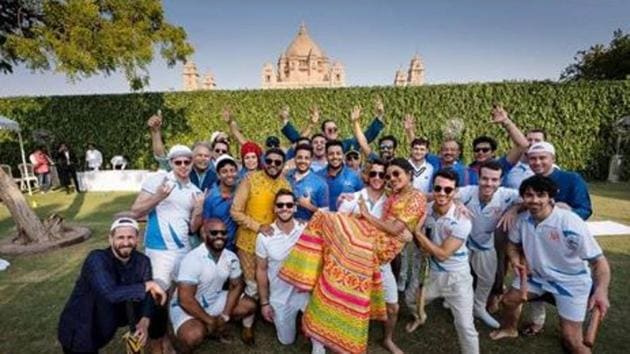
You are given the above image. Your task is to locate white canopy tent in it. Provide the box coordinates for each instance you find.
[0,115,32,195]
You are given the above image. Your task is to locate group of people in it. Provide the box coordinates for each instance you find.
[57,100,610,354]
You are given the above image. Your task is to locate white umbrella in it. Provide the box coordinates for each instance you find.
[0,115,32,195]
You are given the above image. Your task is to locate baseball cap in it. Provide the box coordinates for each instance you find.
[110,217,139,232]
[167,144,193,160]
[528,142,555,156]
[265,136,281,148]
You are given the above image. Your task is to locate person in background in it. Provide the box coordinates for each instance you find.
[30,146,54,193]
[316,140,364,211]
[85,143,103,171]
[55,142,82,193]
[344,149,362,172]
[239,141,263,179]
[110,155,128,170]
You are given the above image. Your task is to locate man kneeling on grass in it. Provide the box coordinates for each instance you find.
[490,175,610,353]
[58,217,167,354]
[169,218,256,353]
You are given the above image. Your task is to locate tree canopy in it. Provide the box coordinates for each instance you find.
[561,29,630,81]
[0,0,193,90]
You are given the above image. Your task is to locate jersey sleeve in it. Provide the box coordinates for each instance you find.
[565,214,603,260]
[177,254,201,284]
[255,234,268,258]
[449,217,472,241]
[141,172,167,194]
[457,186,475,206]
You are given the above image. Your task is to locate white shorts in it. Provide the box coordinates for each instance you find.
[380,263,398,304]
[145,248,188,291]
[512,276,591,322]
[170,291,228,335]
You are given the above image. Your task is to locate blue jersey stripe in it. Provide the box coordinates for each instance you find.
[169,224,185,249]
[145,210,167,250]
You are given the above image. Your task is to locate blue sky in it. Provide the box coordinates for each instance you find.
[1,0,628,97]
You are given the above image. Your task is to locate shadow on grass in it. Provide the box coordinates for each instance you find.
[589,182,630,201]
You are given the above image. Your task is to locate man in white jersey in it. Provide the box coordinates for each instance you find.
[131,145,204,291]
[490,175,610,353]
[458,160,520,329]
[502,129,545,189]
[408,169,479,354]
[255,189,309,345]
[170,218,257,352]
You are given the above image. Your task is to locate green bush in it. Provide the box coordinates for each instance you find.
[1,81,629,180]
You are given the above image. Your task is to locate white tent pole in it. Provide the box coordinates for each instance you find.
[17,130,32,196]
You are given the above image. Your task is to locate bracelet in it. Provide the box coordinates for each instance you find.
[220,313,230,322]
[260,302,270,307]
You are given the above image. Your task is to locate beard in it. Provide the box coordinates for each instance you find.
[113,245,135,259]
[205,237,226,252]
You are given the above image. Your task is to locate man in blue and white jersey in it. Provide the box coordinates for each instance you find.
[171,218,257,352]
[457,160,520,329]
[410,169,479,354]
[490,175,610,353]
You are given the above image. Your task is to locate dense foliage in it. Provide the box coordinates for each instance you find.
[561,29,630,82]
[1,81,629,180]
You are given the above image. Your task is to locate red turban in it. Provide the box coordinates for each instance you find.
[240,141,263,161]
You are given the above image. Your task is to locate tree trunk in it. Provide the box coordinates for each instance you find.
[0,168,51,243]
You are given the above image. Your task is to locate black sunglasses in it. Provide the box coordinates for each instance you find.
[346,154,360,161]
[369,171,385,179]
[265,158,283,167]
[433,185,455,194]
[214,149,227,154]
[208,229,228,236]
[380,144,394,150]
[384,170,402,180]
[326,127,338,133]
[474,147,491,153]
[173,159,191,166]
[275,202,295,209]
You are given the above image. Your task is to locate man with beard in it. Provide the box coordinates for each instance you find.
[203,155,240,252]
[58,217,167,354]
[490,176,610,354]
[255,189,309,345]
[170,219,257,352]
[316,140,364,211]
[131,145,205,351]
[286,144,329,221]
[408,169,479,354]
[230,148,291,308]
[281,98,386,153]
[456,161,520,329]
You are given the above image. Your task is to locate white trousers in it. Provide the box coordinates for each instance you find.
[425,269,479,354]
[469,248,497,314]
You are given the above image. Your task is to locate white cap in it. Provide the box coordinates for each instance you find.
[110,217,139,232]
[528,142,555,156]
[167,144,193,160]
[214,154,235,168]
[209,131,228,144]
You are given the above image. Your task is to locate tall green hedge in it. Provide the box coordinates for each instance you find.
[1,81,629,180]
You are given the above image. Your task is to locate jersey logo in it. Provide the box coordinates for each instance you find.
[548,230,560,242]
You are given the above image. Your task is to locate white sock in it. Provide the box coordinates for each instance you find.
[242,314,255,328]
[311,339,326,354]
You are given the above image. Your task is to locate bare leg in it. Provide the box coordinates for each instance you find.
[175,319,207,354]
[383,302,403,354]
[560,318,591,354]
[490,288,528,340]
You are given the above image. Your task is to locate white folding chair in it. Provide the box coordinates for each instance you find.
[17,163,39,191]
[0,164,21,186]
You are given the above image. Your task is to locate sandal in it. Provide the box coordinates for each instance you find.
[521,323,544,336]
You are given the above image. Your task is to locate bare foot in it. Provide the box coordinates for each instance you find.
[383,339,404,354]
[405,314,427,333]
[489,329,519,340]
[487,294,503,314]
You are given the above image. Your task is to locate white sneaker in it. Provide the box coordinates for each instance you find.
[442,300,450,309]
[475,309,500,329]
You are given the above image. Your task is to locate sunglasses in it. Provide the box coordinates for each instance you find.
[474,147,491,153]
[214,149,227,154]
[433,185,455,194]
[275,202,295,209]
[369,171,386,179]
[173,159,191,166]
[346,154,360,161]
[384,170,402,180]
[380,144,394,150]
[326,127,338,133]
[208,229,227,236]
[265,158,283,167]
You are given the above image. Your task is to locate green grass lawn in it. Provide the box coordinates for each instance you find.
[1,184,629,353]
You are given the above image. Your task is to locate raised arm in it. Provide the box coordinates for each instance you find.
[363,97,386,143]
[130,179,174,217]
[222,108,248,147]
[491,104,529,165]
[351,105,373,157]
[403,114,417,142]
[147,113,166,157]
[300,105,320,138]
[279,106,301,143]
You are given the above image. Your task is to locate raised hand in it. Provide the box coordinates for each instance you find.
[350,105,362,123]
[156,177,175,200]
[279,105,290,124]
[221,107,233,124]
[309,105,320,125]
[491,103,509,124]
[374,97,384,118]
[192,190,207,216]
[147,114,162,131]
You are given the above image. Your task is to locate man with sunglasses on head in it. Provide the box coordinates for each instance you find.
[407,169,479,354]
[286,144,329,222]
[316,140,364,211]
[230,148,291,309]
[456,160,520,329]
[255,189,309,345]
[281,98,386,152]
[58,217,167,354]
[170,218,257,352]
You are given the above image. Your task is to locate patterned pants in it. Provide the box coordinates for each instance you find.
[238,249,258,299]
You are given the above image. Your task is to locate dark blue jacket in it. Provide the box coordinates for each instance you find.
[548,168,592,220]
[281,117,385,152]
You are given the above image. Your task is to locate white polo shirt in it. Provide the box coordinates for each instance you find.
[175,244,242,306]
[142,171,202,251]
[503,161,534,189]
[509,207,603,293]
[425,203,472,273]
[458,186,520,251]
[337,188,386,218]
[409,159,433,194]
[255,221,308,306]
